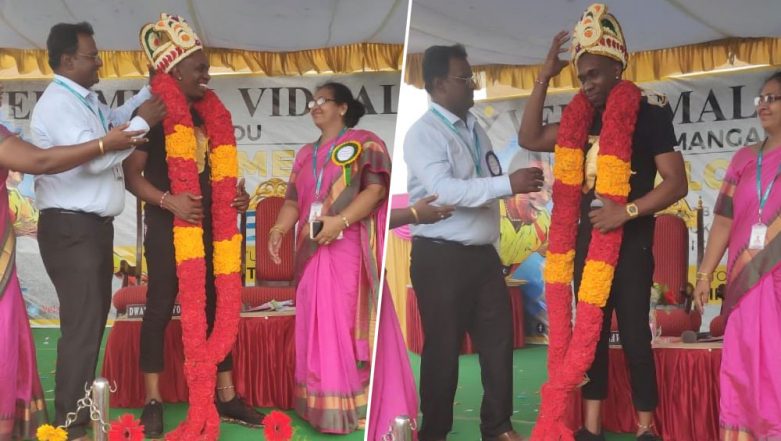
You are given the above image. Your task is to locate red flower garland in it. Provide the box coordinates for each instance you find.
[152,72,243,441]
[532,81,641,441]
[108,414,144,441]
[262,411,294,441]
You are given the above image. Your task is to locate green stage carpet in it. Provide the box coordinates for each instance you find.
[32,329,633,440]
[407,347,635,441]
[31,327,363,441]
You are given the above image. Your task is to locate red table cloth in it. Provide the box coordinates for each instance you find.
[102,311,296,409]
[565,342,722,441]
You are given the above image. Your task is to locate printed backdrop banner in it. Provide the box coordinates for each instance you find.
[473,68,771,342]
[4,72,400,325]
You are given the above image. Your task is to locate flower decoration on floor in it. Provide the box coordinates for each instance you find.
[108,414,145,441]
[153,68,242,441]
[262,411,294,441]
[36,425,67,441]
[532,80,641,441]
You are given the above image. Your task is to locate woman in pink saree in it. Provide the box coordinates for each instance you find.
[268,82,390,434]
[0,118,144,440]
[366,196,453,441]
[694,71,781,441]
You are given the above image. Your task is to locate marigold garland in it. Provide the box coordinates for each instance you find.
[532,80,641,441]
[152,72,243,441]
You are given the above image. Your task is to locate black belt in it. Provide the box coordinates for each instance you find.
[40,208,114,224]
[413,236,490,248]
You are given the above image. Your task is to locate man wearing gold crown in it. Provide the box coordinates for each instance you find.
[519,4,687,441]
[123,13,263,439]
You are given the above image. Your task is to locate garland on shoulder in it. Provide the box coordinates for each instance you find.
[531,80,641,441]
[153,72,243,441]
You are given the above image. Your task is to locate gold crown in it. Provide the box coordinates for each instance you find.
[140,13,202,73]
[571,3,628,70]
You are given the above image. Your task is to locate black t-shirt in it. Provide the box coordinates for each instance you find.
[575,97,677,254]
[137,111,212,228]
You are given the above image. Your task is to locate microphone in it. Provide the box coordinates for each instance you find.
[681,330,698,343]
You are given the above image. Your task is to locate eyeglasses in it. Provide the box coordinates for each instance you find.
[449,73,480,88]
[307,97,337,109]
[76,52,101,62]
[754,94,781,106]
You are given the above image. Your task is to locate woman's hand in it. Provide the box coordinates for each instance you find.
[268,229,283,265]
[413,194,454,224]
[314,215,345,246]
[693,278,711,314]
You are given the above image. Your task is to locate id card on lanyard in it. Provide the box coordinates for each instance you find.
[750,138,781,250]
[54,78,109,133]
[310,128,348,239]
[430,107,484,176]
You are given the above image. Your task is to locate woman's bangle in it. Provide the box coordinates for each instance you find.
[98,137,105,155]
[341,216,350,229]
[696,271,712,282]
[534,77,549,86]
[159,191,169,208]
[409,206,420,224]
[269,225,285,235]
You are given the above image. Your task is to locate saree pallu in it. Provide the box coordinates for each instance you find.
[286,129,390,433]
[366,282,418,441]
[0,124,47,440]
[714,145,781,440]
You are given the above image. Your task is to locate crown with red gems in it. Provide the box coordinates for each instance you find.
[140,13,203,73]
[571,3,628,71]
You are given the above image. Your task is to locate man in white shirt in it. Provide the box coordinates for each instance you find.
[30,22,165,441]
[404,44,542,441]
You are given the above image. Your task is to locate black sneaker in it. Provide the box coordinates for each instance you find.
[216,395,265,427]
[140,399,164,438]
[574,428,606,441]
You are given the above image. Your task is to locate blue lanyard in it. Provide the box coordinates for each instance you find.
[312,127,347,198]
[756,138,781,221]
[430,107,482,175]
[54,78,108,132]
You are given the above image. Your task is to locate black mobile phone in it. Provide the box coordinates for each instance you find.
[310,220,324,239]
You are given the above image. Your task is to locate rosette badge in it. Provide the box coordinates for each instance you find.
[332,140,363,185]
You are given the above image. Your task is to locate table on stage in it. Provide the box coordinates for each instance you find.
[566,341,722,441]
[102,310,296,409]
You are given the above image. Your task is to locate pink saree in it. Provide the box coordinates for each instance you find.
[285,128,390,434]
[714,144,781,441]
[0,125,47,441]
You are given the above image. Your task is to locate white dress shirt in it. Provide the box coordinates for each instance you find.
[31,74,152,217]
[404,102,513,245]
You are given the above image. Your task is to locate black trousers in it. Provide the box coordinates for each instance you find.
[410,237,514,441]
[139,212,232,373]
[38,210,115,440]
[574,238,658,411]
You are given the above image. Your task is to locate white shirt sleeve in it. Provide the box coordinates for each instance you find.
[31,93,136,174]
[108,86,152,132]
[404,124,512,208]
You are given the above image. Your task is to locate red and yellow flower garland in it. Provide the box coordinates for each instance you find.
[531,80,640,441]
[152,72,243,441]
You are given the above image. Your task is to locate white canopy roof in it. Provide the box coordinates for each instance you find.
[0,0,408,51]
[408,0,781,66]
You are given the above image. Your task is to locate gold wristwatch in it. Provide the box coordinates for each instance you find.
[625,202,639,218]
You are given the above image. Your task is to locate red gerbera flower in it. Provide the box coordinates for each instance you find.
[262,411,293,441]
[108,414,144,441]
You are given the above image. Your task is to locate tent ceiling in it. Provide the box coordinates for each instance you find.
[408,0,781,66]
[0,0,407,51]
